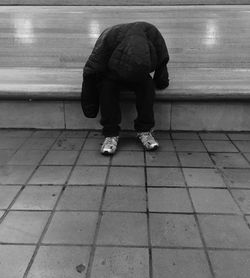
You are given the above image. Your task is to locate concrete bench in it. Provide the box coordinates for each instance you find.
[0,6,250,130]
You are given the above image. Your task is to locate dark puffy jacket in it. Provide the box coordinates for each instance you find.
[81,21,170,118]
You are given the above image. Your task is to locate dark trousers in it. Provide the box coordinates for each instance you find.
[99,74,155,137]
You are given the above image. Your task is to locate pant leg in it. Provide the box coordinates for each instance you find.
[99,78,121,137]
[133,75,156,132]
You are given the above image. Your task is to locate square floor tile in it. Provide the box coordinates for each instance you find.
[0,186,21,209]
[56,186,103,211]
[147,167,185,187]
[0,211,50,243]
[154,131,171,139]
[171,132,199,140]
[108,167,145,186]
[42,150,78,165]
[97,212,148,245]
[189,189,240,213]
[60,130,88,138]
[111,151,144,166]
[178,152,214,167]
[120,131,141,138]
[52,137,83,150]
[77,150,110,165]
[198,215,250,248]
[147,167,185,186]
[148,188,193,212]
[83,138,103,150]
[174,140,206,152]
[28,166,72,184]
[203,140,238,152]
[91,247,149,278]
[0,165,36,184]
[146,152,179,167]
[152,249,212,278]
[0,129,33,137]
[20,138,55,150]
[0,150,15,165]
[199,133,228,140]
[209,250,250,278]
[32,130,61,138]
[227,133,250,140]
[158,139,175,151]
[211,153,250,168]
[69,166,108,185]
[117,138,142,151]
[0,245,35,278]
[231,189,250,213]
[7,149,47,165]
[27,246,90,278]
[12,186,61,210]
[103,187,146,212]
[43,211,98,244]
[0,137,26,149]
[233,141,250,152]
[150,213,202,247]
[222,169,250,188]
[183,168,225,188]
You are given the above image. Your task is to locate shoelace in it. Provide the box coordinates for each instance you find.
[139,132,155,144]
[104,137,118,148]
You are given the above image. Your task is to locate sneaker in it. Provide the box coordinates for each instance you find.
[101,136,119,155]
[137,132,159,151]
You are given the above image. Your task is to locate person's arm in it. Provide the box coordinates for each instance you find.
[81,74,100,118]
[153,59,169,89]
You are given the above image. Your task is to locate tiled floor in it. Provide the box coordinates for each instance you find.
[0,129,250,278]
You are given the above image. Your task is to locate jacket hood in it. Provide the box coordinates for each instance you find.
[108,35,155,82]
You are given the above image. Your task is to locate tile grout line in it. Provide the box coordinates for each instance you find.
[3,182,250,190]
[0,129,36,164]
[209,136,250,231]
[1,209,248,216]
[172,132,216,278]
[3,240,250,251]
[0,131,61,226]
[143,149,153,278]
[22,130,90,278]
[85,150,112,278]
[0,131,37,225]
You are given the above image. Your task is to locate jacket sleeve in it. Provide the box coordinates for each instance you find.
[153,59,169,90]
[81,74,100,118]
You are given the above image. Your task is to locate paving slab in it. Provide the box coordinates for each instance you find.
[189,188,240,213]
[103,187,146,212]
[42,211,98,244]
[150,213,203,247]
[0,185,21,209]
[0,211,50,243]
[148,188,193,212]
[97,212,148,246]
[12,186,61,210]
[183,168,225,188]
[91,247,149,278]
[69,166,108,185]
[28,166,72,184]
[198,214,250,248]
[209,250,250,278]
[152,249,212,278]
[27,246,91,278]
[147,167,185,187]
[56,186,103,211]
[0,245,36,278]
